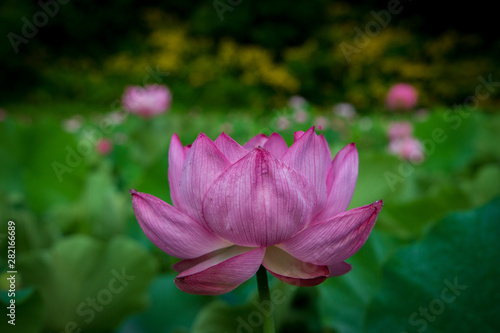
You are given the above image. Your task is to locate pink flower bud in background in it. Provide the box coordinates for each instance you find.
[415,108,429,121]
[62,115,83,133]
[0,108,6,122]
[294,109,308,123]
[130,127,382,295]
[122,84,172,118]
[219,122,234,135]
[388,121,413,140]
[314,116,329,130]
[109,110,127,125]
[333,103,356,120]
[96,138,113,156]
[386,83,418,111]
[288,95,307,110]
[276,115,291,130]
[389,136,424,163]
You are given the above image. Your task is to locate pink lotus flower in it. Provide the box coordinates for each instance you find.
[294,109,308,123]
[314,116,329,130]
[386,83,418,111]
[333,103,356,120]
[62,115,83,133]
[388,121,413,140]
[275,115,291,130]
[96,138,113,156]
[288,95,307,110]
[130,127,382,295]
[0,108,7,122]
[389,136,425,162]
[122,84,171,118]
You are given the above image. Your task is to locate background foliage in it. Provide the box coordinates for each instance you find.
[2,0,500,112]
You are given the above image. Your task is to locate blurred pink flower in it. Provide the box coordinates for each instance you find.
[333,103,356,120]
[415,108,429,121]
[0,108,6,122]
[276,115,291,130]
[109,110,127,125]
[388,121,413,140]
[130,127,382,295]
[314,116,329,130]
[288,95,307,110]
[122,84,171,118]
[96,138,113,156]
[386,83,418,111]
[219,122,234,135]
[390,136,424,162]
[62,115,83,133]
[294,109,308,123]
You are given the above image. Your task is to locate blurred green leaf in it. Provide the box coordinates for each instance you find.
[48,162,127,239]
[0,201,56,253]
[19,234,157,332]
[460,163,500,207]
[475,112,500,159]
[192,300,264,333]
[276,287,324,333]
[413,110,478,173]
[117,273,211,333]
[318,230,402,333]
[378,184,472,239]
[365,196,500,332]
[0,118,26,195]
[19,119,87,214]
[192,281,304,333]
[350,152,402,209]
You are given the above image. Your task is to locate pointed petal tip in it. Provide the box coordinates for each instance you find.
[194,132,213,143]
[251,146,273,157]
[304,126,316,136]
[280,200,383,266]
[170,133,183,146]
[341,142,357,153]
[328,261,353,277]
[129,189,138,195]
[131,191,230,259]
